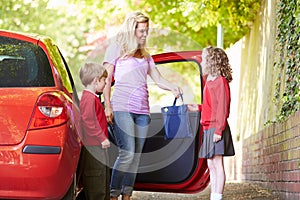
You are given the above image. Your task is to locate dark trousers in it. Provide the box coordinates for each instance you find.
[82,146,110,200]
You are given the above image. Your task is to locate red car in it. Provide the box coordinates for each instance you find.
[0,30,82,199]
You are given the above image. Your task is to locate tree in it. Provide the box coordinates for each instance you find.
[0,0,88,78]
[126,0,261,48]
[69,0,261,64]
[1,0,261,90]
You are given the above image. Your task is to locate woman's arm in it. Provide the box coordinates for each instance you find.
[148,67,182,98]
[103,62,114,124]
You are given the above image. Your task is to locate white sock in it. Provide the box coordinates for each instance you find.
[214,193,223,200]
[210,193,214,200]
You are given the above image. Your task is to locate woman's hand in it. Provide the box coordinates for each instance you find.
[105,106,114,124]
[171,86,183,98]
[188,104,200,112]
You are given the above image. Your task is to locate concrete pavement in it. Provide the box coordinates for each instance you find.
[131,182,280,200]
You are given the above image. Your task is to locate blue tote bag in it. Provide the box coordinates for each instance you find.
[161,95,193,139]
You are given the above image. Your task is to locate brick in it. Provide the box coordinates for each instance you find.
[290,110,300,128]
[287,170,300,182]
[284,130,293,140]
[292,192,300,200]
[287,149,300,160]
[278,161,289,171]
[289,137,300,149]
[286,182,300,193]
[273,182,283,190]
[275,122,286,135]
[282,140,291,151]
[281,151,289,161]
[269,172,279,181]
[282,171,289,181]
[265,124,275,138]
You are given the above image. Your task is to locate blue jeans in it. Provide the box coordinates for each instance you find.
[110,112,150,197]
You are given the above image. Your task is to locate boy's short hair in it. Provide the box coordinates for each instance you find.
[79,62,107,87]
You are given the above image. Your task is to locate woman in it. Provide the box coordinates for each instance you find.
[189,46,235,200]
[102,11,182,200]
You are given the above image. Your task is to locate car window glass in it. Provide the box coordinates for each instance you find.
[42,38,72,93]
[148,61,201,112]
[0,36,55,87]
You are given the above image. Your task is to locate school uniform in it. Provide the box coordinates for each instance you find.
[80,90,110,200]
[199,76,235,158]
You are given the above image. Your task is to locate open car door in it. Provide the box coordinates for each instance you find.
[108,51,209,194]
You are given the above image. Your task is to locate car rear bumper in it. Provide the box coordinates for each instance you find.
[23,145,61,154]
[0,123,81,199]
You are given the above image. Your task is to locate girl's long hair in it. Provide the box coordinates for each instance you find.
[116,11,150,59]
[203,46,233,82]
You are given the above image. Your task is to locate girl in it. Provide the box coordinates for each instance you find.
[189,46,235,200]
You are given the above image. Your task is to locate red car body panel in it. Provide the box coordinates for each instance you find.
[0,88,51,145]
[135,51,210,194]
[0,124,79,199]
[0,30,82,199]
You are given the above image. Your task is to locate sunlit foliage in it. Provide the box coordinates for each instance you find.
[1,0,261,92]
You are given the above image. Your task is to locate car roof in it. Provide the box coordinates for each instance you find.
[0,29,54,45]
[153,50,202,63]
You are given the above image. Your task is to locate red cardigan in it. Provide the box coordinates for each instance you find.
[200,76,230,136]
[80,90,108,145]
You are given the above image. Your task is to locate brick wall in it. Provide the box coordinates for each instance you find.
[229,0,300,199]
[242,110,300,199]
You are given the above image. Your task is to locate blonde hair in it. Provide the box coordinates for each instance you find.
[79,62,107,87]
[202,46,233,82]
[116,11,150,59]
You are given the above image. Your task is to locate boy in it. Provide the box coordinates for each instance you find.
[79,62,110,200]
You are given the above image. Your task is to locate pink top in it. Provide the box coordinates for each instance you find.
[103,43,156,114]
[200,76,231,136]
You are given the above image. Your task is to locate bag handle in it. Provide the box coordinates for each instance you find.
[173,93,184,106]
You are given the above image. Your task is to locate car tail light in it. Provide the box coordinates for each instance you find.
[29,92,68,130]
